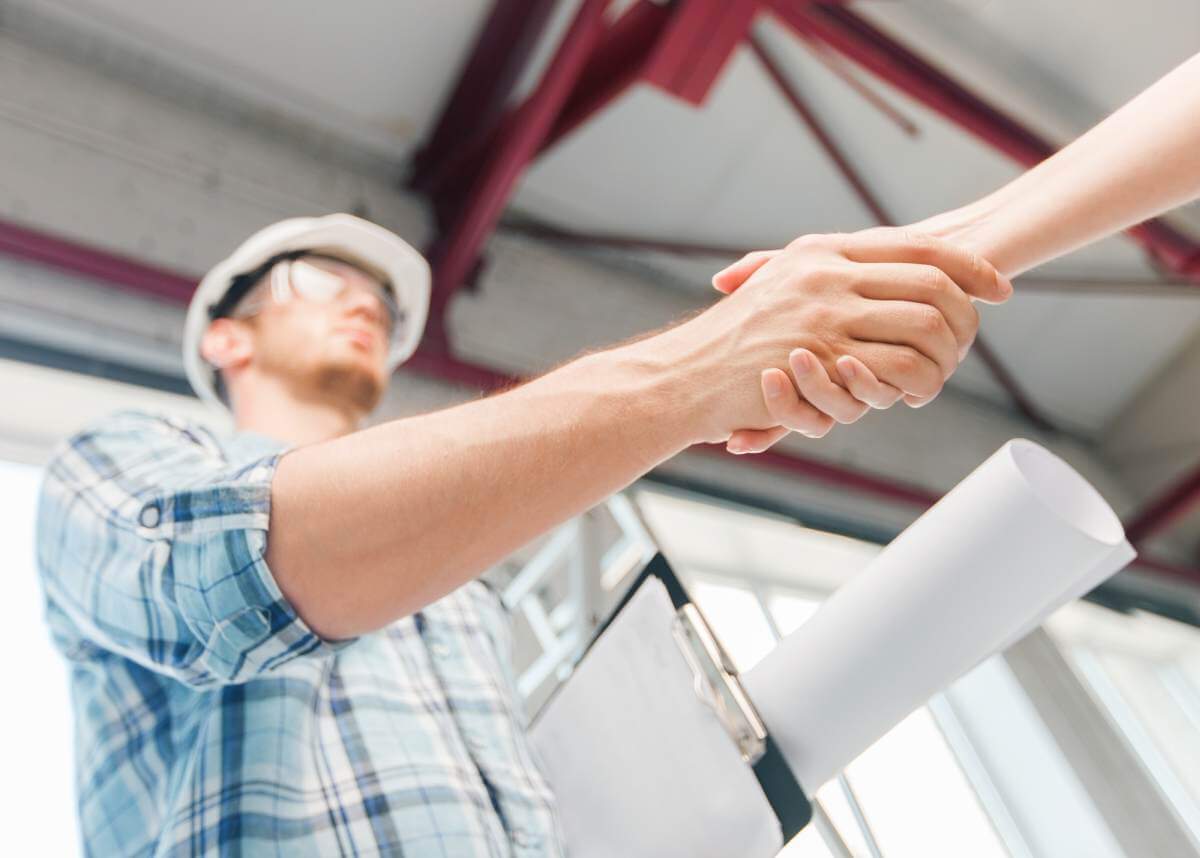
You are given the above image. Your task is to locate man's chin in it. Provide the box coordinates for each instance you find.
[314,360,387,413]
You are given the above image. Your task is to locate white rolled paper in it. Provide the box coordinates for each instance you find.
[743,439,1135,791]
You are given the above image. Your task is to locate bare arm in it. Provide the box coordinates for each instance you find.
[268,344,695,640]
[912,51,1200,277]
[266,233,1007,639]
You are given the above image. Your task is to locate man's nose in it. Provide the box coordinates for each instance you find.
[341,287,388,329]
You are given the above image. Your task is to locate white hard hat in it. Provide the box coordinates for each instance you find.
[184,213,430,409]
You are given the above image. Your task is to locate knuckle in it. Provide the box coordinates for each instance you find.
[890,349,920,377]
[917,305,947,335]
[802,301,837,332]
[919,265,948,293]
[787,233,825,253]
[797,265,844,294]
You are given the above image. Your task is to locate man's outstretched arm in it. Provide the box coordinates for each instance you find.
[267,232,1007,639]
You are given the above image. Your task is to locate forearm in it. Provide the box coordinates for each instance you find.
[265,338,703,639]
[913,52,1200,277]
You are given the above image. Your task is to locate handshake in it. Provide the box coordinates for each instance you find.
[639,227,1013,454]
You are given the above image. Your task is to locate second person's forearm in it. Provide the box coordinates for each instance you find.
[913,51,1200,277]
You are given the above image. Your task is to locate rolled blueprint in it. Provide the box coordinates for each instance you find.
[743,439,1135,791]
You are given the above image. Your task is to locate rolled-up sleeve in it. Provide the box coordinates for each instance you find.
[36,410,354,687]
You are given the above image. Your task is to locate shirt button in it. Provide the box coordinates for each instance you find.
[138,502,161,529]
[429,641,451,659]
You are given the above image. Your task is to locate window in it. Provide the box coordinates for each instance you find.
[0,357,221,858]
[0,459,79,855]
[1048,599,1200,849]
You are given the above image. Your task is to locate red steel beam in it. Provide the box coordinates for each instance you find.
[769,0,1200,281]
[750,35,894,226]
[425,0,612,346]
[1124,464,1200,545]
[426,0,761,341]
[540,0,673,153]
[970,337,1056,434]
[640,0,761,106]
[1128,553,1200,589]
[793,30,919,137]
[0,218,195,304]
[410,0,559,194]
[426,0,673,214]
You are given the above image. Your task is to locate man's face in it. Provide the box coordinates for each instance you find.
[230,256,395,412]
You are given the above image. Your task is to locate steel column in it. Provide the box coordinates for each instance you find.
[541,0,673,152]
[640,0,761,106]
[409,0,560,193]
[424,0,612,347]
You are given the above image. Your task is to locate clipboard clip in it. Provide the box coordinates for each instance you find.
[672,603,768,765]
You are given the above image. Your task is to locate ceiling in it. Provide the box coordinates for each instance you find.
[6,0,1200,435]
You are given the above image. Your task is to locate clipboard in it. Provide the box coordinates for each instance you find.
[529,553,812,857]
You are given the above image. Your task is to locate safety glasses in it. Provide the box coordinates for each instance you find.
[232,256,408,362]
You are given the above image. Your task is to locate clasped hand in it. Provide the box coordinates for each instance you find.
[710,228,1012,454]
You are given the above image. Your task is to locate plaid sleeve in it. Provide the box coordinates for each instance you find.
[36,410,355,687]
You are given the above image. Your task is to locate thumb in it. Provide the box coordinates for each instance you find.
[711,250,779,294]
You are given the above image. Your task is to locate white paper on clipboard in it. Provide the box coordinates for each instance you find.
[529,578,784,858]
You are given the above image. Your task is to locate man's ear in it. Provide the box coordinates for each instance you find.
[200,318,254,372]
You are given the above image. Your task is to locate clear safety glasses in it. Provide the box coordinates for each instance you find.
[232,256,408,362]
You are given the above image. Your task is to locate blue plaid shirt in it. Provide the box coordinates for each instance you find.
[36,410,564,857]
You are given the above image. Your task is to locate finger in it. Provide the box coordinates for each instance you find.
[846,340,946,401]
[727,426,791,454]
[850,262,981,359]
[846,299,960,379]
[711,250,779,294]
[762,367,837,437]
[839,228,1013,305]
[790,350,870,425]
[902,393,936,408]
[836,355,904,409]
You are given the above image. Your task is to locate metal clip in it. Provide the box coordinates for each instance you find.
[671,603,768,764]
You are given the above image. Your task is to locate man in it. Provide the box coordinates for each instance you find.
[36,212,1008,855]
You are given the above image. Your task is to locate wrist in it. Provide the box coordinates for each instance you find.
[910,200,992,254]
[599,317,728,448]
[909,192,1027,279]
